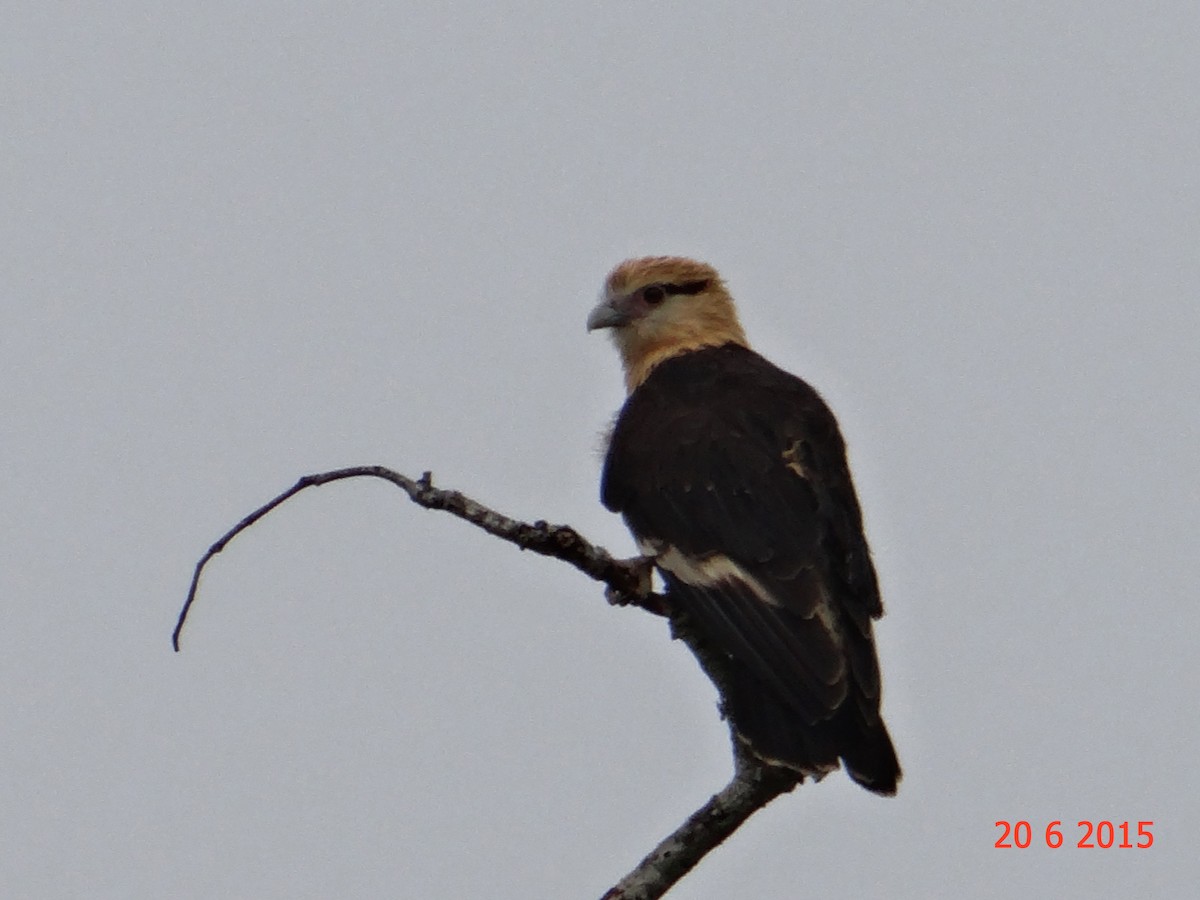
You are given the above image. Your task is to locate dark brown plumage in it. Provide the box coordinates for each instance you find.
[590,257,900,795]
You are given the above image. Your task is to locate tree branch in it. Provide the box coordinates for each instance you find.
[172,465,663,651]
[601,750,799,900]
[173,465,800,897]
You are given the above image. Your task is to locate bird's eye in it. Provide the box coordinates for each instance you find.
[643,284,666,305]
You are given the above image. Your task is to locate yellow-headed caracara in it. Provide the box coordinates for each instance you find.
[589,256,900,795]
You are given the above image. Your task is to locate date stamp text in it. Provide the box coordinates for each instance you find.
[994,820,1153,849]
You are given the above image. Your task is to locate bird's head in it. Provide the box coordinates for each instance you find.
[588,256,749,392]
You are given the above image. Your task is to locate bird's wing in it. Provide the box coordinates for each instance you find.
[602,345,883,726]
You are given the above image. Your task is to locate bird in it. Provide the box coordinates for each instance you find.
[588,256,900,795]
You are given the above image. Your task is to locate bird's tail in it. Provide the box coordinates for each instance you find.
[723,664,901,796]
[839,713,901,796]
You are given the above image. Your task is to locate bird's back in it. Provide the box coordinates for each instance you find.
[602,342,900,794]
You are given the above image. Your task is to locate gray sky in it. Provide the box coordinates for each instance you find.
[4,2,1198,897]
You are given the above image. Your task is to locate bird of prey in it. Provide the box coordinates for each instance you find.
[589,256,900,795]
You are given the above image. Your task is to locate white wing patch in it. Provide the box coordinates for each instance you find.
[639,538,842,635]
[642,542,780,607]
[781,439,809,480]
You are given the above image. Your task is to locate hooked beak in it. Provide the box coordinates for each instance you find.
[587,297,630,332]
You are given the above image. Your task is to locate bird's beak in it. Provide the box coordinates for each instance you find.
[587,297,630,332]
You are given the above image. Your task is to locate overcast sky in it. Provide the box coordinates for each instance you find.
[4,2,1199,898]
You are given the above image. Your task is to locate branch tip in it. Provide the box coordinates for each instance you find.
[173,465,661,648]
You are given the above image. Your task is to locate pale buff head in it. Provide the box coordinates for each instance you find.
[587,256,749,392]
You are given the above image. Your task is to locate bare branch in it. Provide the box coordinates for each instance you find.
[174,464,798,898]
[601,754,800,900]
[172,466,664,651]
